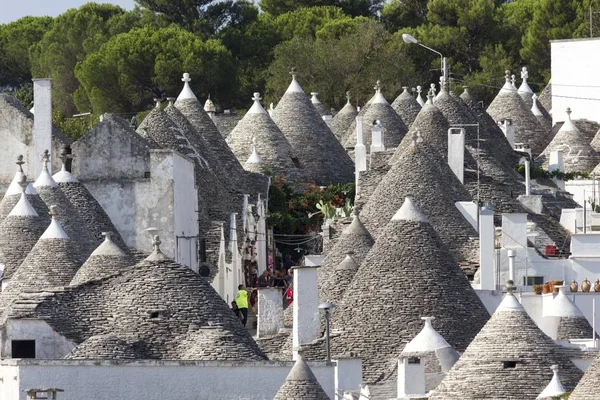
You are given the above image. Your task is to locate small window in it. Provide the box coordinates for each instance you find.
[144,171,151,179]
[12,340,35,358]
[503,361,517,369]
[149,312,160,318]
[407,357,421,364]
[524,276,544,286]
[291,158,301,168]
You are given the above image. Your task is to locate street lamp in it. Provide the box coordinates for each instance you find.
[402,33,447,87]
[318,302,336,363]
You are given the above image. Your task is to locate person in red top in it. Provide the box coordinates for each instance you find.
[284,283,294,307]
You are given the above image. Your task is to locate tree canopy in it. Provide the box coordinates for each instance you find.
[1,0,599,137]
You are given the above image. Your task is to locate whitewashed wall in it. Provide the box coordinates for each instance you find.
[551,38,600,124]
[0,359,335,400]
[1,320,75,359]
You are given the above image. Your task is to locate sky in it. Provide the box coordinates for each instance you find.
[1,0,136,24]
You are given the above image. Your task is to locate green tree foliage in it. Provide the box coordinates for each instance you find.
[380,0,429,32]
[265,18,415,108]
[29,3,141,117]
[75,25,237,114]
[273,6,348,39]
[520,0,588,81]
[0,16,53,88]
[260,0,383,17]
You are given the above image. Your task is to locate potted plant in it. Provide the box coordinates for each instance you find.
[533,284,543,295]
[543,282,551,294]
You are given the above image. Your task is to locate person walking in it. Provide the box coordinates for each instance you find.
[235,284,249,326]
[257,269,273,287]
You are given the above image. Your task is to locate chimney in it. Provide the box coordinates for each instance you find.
[499,119,515,149]
[256,287,284,337]
[549,151,565,190]
[397,357,426,398]
[334,358,363,395]
[354,115,367,173]
[370,120,385,153]
[508,249,516,283]
[479,203,495,290]
[524,159,531,195]
[447,128,465,184]
[292,263,320,360]
[33,79,52,178]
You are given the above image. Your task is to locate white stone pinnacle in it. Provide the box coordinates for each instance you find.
[177,72,198,100]
[40,206,69,240]
[52,163,79,183]
[90,232,125,257]
[391,197,428,223]
[531,94,543,116]
[495,290,524,313]
[246,138,263,164]
[310,92,322,105]
[403,316,452,352]
[9,193,38,217]
[6,172,38,195]
[536,365,566,399]
[248,92,267,114]
[558,107,579,133]
[285,76,304,94]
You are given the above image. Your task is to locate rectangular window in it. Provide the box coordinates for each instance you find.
[503,361,517,369]
[523,276,544,286]
[12,340,35,358]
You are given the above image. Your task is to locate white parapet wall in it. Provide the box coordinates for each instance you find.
[0,359,335,400]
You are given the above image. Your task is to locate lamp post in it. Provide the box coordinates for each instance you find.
[402,33,447,87]
[318,302,336,363]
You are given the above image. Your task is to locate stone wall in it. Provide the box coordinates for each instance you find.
[0,359,335,400]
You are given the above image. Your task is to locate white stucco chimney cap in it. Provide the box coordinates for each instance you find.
[9,177,38,217]
[40,206,69,240]
[285,68,304,94]
[248,92,267,114]
[90,232,126,257]
[177,73,198,101]
[6,172,38,195]
[391,197,428,223]
[531,94,543,116]
[536,365,566,399]
[558,107,579,133]
[496,282,524,313]
[246,138,263,164]
[403,317,452,352]
[52,163,79,183]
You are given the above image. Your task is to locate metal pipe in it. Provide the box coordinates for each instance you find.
[508,249,516,284]
[325,309,331,363]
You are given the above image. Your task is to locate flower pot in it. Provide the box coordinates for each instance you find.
[543,283,551,294]
[570,280,579,292]
[582,278,591,293]
[595,279,600,293]
[533,285,543,295]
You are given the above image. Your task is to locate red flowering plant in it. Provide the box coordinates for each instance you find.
[267,175,354,236]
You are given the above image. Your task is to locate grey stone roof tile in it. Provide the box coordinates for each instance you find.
[272,78,354,186]
[538,80,552,112]
[391,87,421,128]
[361,135,479,274]
[331,202,489,383]
[344,90,408,149]
[329,100,357,141]
[11,256,267,361]
[430,289,583,399]
[486,72,550,156]
[227,95,312,183]
[274,354,330,400]
[536,110,600,174]
[570,350,600,399]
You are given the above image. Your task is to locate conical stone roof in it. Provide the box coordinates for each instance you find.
[343,87,407,149]
[332,198,489,383]
[0,211,84,323]
[536,108,600,173]
[227,93,311,183]
[273,354,330,400]
[459,87,522,173]
[0,187,47,281]
[329,92,357,141]
[53,162,130,253]
[391,86,421,128]
[318,214,373,303]
[362,135,479,274]
[33,168,98,262]
[486,70,550,156]
[538,79,552,112]
[271,74,354,186]
[70,232,133,286]
[546,286,594,340]
[20,242,267,360]
[174,73,245,179]
[430,284,583,399]
[339,93,374,145]
[310,92,331,117]
[319,252,359,307]
[531,93,552,133]
[517,67,534,108]
[65,334,144,359]
[0,157,50,224]
[570,351,600,399]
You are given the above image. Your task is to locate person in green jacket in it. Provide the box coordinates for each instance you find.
[235,284,249,326]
